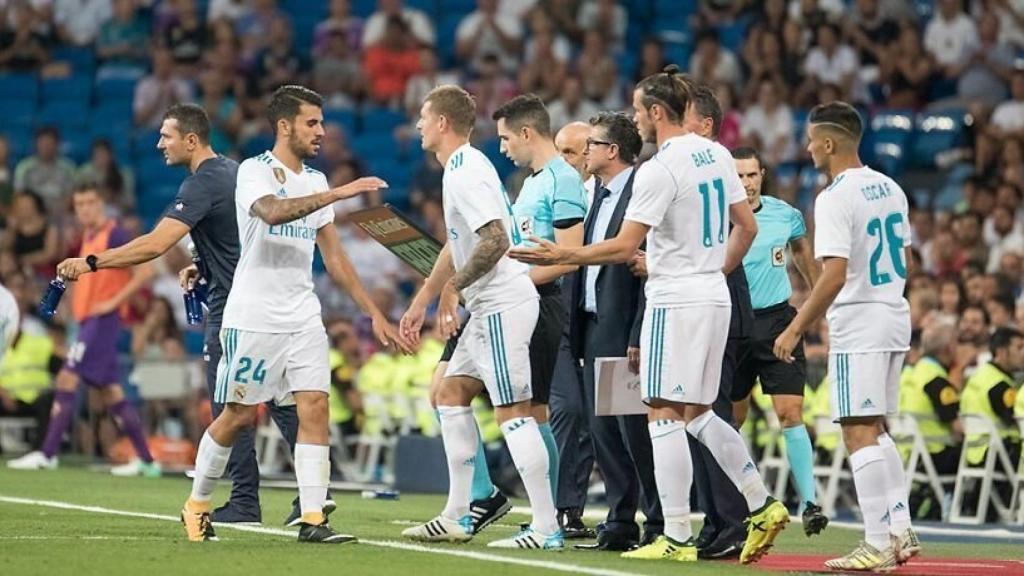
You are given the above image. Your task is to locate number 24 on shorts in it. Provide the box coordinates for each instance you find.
[234,356,267,385]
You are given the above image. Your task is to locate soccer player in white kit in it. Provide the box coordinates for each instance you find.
[180,85,409,544]
[511,66,789,564]
[773,101,920,571]
[398,85,562,549]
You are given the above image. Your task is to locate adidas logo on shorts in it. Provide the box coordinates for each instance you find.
[861,398,875,409]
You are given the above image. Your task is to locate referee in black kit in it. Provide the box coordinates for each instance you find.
[55,103,319,525]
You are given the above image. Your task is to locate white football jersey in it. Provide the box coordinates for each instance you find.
[814,166,912,353]
[223,151,334,333]
[442,143,536,315]
[0,284,18,355]
[625,134,746,307]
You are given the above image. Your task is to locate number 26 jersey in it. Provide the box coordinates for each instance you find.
[814,166,911,353]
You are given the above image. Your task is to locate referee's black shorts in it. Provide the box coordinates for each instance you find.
[731,301,807,402]
[438,283,566,405]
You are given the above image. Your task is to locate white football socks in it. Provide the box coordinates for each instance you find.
[438,405,477,521]
[649,419,693,543]
[501,416,558,535]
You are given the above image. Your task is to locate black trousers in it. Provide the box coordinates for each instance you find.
[206,324,299,513]
[582,313,663,538]
[549,331,594,511]
[0,389,53,452]
[690,337,748,539]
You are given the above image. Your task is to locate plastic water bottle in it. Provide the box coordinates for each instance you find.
[184,244,207,325]
[361,490,400,500]
[39,277,66,319]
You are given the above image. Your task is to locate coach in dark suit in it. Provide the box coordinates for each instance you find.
[571,111,663,550]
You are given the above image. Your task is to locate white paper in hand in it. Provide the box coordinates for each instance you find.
[594,357,647,416]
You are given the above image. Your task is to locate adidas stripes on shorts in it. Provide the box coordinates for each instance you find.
[827,351,905,421]
[640,305,731,405]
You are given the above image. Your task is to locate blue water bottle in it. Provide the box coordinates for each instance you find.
[184,244,206,325]
[40,276,66,319]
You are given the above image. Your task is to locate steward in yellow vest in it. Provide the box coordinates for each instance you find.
[960,327,1022,468]
[0,330,60,450]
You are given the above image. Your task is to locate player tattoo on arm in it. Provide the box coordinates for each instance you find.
[250,193,336,226]
[450,220,509,292]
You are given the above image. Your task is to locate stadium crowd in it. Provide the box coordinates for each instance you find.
[0,0,1022,523]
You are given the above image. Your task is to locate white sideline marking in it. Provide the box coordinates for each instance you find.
[0,535,164,541]
[0,496,642,576]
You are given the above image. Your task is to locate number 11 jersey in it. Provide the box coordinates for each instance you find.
[624,133,746,308]
[814,166,911,353]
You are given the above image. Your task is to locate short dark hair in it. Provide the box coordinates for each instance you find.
[690,83,722,138]
[808,101,864,142]
[589,111,642,164]
[733,146,772,195]
[635,64,693,123]
[72,181,104,200]
[162,103,211,144]
[492,94,551,137]
[35,126,59,140]
[267,85,323,134]
[962,303,990,324]
[989,326,1023,355]
[424,84,476,136]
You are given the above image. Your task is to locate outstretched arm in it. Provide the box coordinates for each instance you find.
[316,223,412,353]
[249,177,387,226]
[510,220,649,267]
[58,218,190,280]
[773,256,847,362]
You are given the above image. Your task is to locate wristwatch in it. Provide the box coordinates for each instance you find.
[86,254,99,272]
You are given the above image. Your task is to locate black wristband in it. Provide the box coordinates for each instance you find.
[86,254,98,272]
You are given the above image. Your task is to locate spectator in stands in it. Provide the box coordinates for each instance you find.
[518,14,569,101]
[0,2,48,72]
[195,69,242,156]
[234,0,285,63]
[547,76,599,133]
[844,0,899,77]
[938,277,964,318]
[760,0,788,36]
[1,190,61,280]
[133,48,193,128]
[743,30,797,104]
[575,28,620,108]
[925,0,979,82]
[363,15,421,105]
[467,53,517,139]
[689,29,742,91]
[741,78,796,165]
[956,10,1016,106]
[990,70,1024,138]
[713,82,742,151]
[880,25,935,109]
[985,292,1017,329]
[985,205,1024,272]
[456,0,523,74]
[163,0,207,69]
[313,23,363,109]
[54,0,112,47]
[576,0,627,52]
[207,0,247,24]
[13,127,76,207]
[634,37,666,83]
[799,23,859,104]
[131,296,184,360]
[251,18,307,96]
[314,0,363,56]
[362,0,434,48]
[952,211,989,266]
[95,0,148,79]
[524,7,572,65]
[76,139,135,214]
[403,49,459,121]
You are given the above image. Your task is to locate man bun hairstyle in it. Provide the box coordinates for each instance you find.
[635,64,693,123]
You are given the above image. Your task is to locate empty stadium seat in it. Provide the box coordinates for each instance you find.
[60,129,93,163]
[41,74,93,103]
[0,73,38,101]
[95,77,138,102]
[323,107,357,135]
[36,101,90,130]
[0,100,37,130]
[49,46,96,73]
[910,109,966,168]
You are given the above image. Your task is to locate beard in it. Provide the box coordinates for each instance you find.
[289,132,318,160]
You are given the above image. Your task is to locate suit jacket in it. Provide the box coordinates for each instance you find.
[569,167,645,360]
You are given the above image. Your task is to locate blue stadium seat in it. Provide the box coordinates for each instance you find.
[910,109,966,168]
[95,77,138,102]
[718,19,750,52]
[132,128,162,160]
[136,184,179,221]
[0,73,38,101]
[407,0,439,19]
[91,102,134,131]
[0,127,33,163]
[436,14,463,68]
[352,0,376,17]
[360,107,407,135]
[370,158,413,189]
[0,100,37,130]
[351,131,399,161]
[654,0,698,18]
[439,0,474,15]
[323,107,357,135]
[61,129,92,163]
[50,46,96,73]
[41,74,93,103]
[36,101,90,130]
[868,109,914,164]
[872,141,907,177]
[241,133,275,159]
[381,187,411,212]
